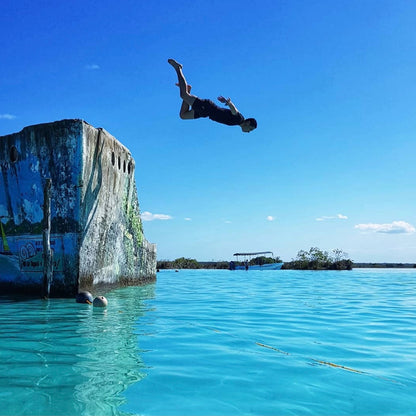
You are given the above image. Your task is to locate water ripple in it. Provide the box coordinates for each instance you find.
[122,269,416,415]
[2,269,416,415]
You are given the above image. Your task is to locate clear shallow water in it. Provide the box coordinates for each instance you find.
[1,269,416,415]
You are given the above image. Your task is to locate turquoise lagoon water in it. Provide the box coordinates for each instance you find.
[1,269,416,415]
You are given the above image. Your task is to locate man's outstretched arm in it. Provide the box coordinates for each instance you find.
[218,96,239,115]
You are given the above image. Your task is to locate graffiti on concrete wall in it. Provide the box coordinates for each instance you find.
[1,119,156,296]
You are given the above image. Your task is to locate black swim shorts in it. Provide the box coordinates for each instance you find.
[191,98,217,119]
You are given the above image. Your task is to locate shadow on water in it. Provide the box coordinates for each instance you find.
[0,284,155,416]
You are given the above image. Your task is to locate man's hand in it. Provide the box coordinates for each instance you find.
[218,96,238,115]
[217,96,230,105]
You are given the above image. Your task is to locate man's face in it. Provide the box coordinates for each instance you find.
[241,121,255,133]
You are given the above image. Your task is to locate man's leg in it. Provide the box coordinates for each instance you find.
[177,84,195,119]
[168,59,196,107]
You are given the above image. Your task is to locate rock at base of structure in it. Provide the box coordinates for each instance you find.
[0,119,156,296]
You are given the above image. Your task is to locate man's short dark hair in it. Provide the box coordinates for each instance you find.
[245,118,257,129]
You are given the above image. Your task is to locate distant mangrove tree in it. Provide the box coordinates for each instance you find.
[282,247,353,270]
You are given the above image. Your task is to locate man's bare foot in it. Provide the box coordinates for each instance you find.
[176,82,191,92]
[168,58,183,70]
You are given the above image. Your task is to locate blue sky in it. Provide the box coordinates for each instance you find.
[1,0,415,262]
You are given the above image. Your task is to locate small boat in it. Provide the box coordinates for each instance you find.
[229,251,283,271]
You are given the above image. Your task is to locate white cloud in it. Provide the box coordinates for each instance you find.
[354,221,415,234]
[85,64,100,70]
[266,216,275,221]
[184,217,192,221]
[0,114,16,120]
[141,211,172,221]
[337,214,348,219]
[316,214,348,221]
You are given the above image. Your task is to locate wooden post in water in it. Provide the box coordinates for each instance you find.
[42,179,53,298]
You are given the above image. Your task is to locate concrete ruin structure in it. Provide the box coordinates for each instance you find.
[0,119,156,297]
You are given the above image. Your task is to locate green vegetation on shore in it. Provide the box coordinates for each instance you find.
[158,247,350,270]
[282,247,353,270]
[157,257,229,270]
[157,248,416,270]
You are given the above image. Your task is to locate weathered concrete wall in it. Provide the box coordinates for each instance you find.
[78,122,157,287]
[0,119,156,296]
